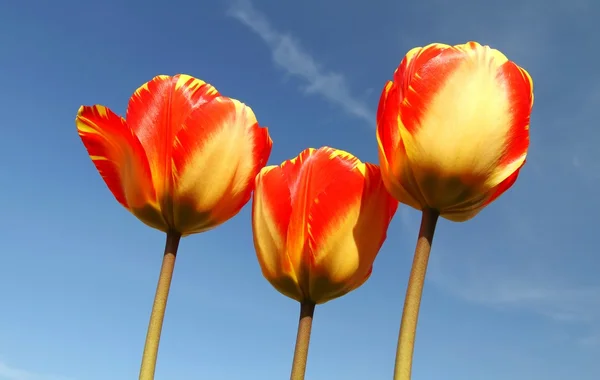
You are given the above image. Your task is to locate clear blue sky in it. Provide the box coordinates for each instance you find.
[1,0,598,379]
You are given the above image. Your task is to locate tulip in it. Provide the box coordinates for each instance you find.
[252,146,398,379]
[76,74,272,380]
[377,41,533,222]
[77,74,272,235]
[376,42,534,380]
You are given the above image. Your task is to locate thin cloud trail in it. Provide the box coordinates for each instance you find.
[227,0,376,126]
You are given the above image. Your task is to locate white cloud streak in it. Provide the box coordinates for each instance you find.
[227,0,375,126]
[0,362,72,380]
[428,245,600,347]
[430,264,600,322]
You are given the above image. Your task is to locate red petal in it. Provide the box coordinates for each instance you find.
[376,80,428,210]
[297,148,366,262]
[376,81,401,165]
[254,166,292,249]
[76,105,156,210]
[484,166,522,206]
[496,62,533,168]
[278,147,364,299]
[395,44,464,135]
[170,97,272,234]
[307,161,398,303]
[125,74,220,198]
[252,165,302,300]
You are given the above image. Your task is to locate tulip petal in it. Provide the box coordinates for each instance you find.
[252,165,302,301]
[287,148,365,294]
[76,105,153,207]
[171,97,272,234]
[489,61,533,184]
[442,165,523,222]
[392,43,452,135]
[306,161,398,304]
[377,81,401,166]
[400,42,514,188]
[377,81,426,210]
[125,74,220,205]
[485,166,522,206]
[278,147,341,293]
[76,105,166,229]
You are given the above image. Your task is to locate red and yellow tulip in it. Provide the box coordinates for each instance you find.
[252,147,398,305]
[377,42,534,221]
[76,74,273,235]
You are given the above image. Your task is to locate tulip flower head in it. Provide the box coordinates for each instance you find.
[252,147,398,304]
[76,74,272,235]
[377,42,534,221]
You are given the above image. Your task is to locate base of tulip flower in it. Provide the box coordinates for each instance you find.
[139,231,182,380]
[393,208,439,380]
[290,302,316,380]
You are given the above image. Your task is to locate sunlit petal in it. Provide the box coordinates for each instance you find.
[171,97,272,234]
[76,105,167,230]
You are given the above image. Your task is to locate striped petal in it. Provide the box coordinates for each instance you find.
[400,43,513,187]
[279,148,365,301]
[125,74,220,219]
[76,105,167,230]
[252,165,302,301]
[171,97,272,235]
[377,81,426,211]
[484,166,522,206]
[492,61,533,180]
[305,160,398,304]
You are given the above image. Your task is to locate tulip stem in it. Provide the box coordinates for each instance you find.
[290,301,316,380]
[393,208,439,380]
[139,231,181,380]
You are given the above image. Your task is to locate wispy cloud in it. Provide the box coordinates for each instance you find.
[428,243,600,346]
[227,0,375,126]
[430,263,600,322]
[0,362,72,380]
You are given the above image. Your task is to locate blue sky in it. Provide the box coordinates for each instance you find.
[0,0,598,379]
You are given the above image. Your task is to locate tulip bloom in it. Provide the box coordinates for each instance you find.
[377,41,534,221]
[75,74,272,380]
[253,147,398,304]
[76,74,272,235]
[252,147,397,379]
[377,42,534,380]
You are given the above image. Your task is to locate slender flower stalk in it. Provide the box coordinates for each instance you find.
[139,231,181,380]
[393,209,438,380]
[290,302,316,380]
